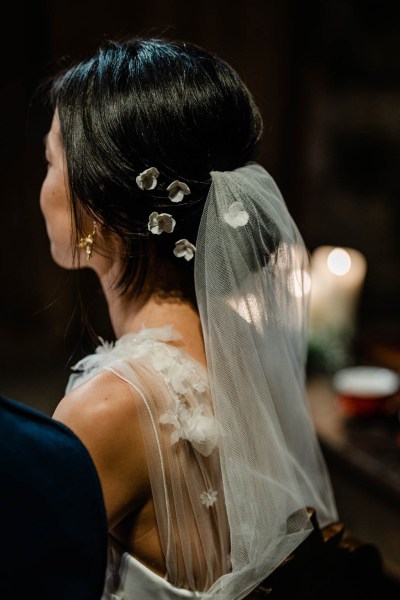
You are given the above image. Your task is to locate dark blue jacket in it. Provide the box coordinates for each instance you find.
[0,395,108,599]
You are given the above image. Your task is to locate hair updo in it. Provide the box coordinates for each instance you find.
[50,37,263,305]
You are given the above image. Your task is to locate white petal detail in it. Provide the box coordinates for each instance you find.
[148,212,176,235]
[223,201,249,228]
[160,403,218,456]
[200,489,218,508]
[166,180,191,203]
[136,167,160,191]
[173,239,196,261]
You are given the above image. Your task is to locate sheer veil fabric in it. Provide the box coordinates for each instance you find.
[194,162,337,598]
[68,162,337,600]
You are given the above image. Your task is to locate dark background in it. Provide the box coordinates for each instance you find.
[1,0,400,586]
[1,0,399,411]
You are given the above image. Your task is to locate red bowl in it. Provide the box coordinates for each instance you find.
[332,366,400,417]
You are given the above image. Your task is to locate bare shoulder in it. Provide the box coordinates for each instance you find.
[53,370,140,439]
[53,370,150,528]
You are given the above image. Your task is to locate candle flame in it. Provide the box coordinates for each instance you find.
[327,248,351,276]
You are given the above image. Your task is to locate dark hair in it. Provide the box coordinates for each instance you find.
[50,37,263,305]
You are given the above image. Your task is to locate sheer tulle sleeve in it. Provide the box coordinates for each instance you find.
[107,350,231,591]
[67,327,231,592]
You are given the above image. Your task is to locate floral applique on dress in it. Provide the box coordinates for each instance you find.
[160,403,217,450]
[200,489,218,508]
[150,341,218,456]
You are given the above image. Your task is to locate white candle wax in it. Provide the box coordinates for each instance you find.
[309,246,367,337]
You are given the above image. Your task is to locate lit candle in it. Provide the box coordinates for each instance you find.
[309,245,367,346]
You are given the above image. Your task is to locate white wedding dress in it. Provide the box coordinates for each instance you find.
[102,545,204,599]
[66,325,228,599]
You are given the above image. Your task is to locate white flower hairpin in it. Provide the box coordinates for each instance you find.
[173,239,196,261]
[135,166,196,258]
[148,212,176,235]
[167,180,191,203]
[224,201,249,228]
[136,167,160,190]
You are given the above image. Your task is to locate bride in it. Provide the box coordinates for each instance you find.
[41,37,337,599]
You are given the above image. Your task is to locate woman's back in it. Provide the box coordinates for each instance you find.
[55,325,230,595]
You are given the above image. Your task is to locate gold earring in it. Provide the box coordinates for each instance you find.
[78,222,97,261]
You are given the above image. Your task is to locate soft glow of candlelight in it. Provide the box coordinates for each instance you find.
[308,246,367,369]
[327,248,351,276]
[309,245,367,334]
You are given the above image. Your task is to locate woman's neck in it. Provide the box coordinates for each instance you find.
[98,265,206,366]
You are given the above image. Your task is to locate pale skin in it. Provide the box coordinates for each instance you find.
[41,111,207,575]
